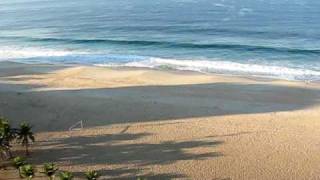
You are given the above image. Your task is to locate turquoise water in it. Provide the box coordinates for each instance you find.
[1,0,320,81]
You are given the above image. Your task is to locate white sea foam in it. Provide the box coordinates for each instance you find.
[0,46,87,60]
[96,58,320,81]
[1,46,319,81]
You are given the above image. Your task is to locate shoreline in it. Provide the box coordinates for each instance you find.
[1,60,319,86]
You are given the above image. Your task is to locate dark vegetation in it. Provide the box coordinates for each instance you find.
[0,117,100,179]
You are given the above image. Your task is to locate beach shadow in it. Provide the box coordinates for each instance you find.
[1,81,319,131]
[29,134,223,166]
[16,132,223,179]
[72,168,186,180]
[0,61,67,78]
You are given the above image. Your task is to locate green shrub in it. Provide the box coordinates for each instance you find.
[42,162,59,180]
[59,171,73,180]
[12,156,26,177]
[20,164,35,179]
[85,170,100,180]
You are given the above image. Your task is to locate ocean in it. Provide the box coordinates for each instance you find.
[0,0,320,81]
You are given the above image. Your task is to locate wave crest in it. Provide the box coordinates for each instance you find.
[2,36,320,55]
[1,46,319,81]
[96,58,320,81]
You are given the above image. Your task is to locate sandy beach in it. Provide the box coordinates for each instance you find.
[1,61,320,179]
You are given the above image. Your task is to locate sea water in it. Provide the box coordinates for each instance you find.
[0,0,320,81]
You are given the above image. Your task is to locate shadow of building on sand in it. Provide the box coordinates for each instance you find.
[1,81,319,132]
[20,132,224,179]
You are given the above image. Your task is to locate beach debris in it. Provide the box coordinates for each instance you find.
[68,120,84,131]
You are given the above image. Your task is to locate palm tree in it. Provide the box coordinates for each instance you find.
[85,170,100,180]
[59,171,73,180]
[0,118,16,158]
[42,163,59,180]
[12,156,26,177]
[20,164,35,180]
[17,123,35,156]
[0,125,7,160]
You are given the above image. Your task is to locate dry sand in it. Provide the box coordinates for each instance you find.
[1,61,320,179]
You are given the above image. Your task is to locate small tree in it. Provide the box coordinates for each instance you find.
[17,123,35,156]
[85,170,100,180]
[59,171,73,180]
[12,156,26,177]
[20,164,35,180]
[42,163,59,180]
